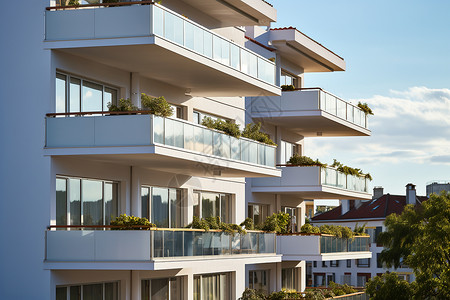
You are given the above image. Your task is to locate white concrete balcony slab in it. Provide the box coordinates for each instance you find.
[45,228,280,270]
[252,166,372,200]
[44,3,279,97]
[45,113,280,178]
[270,27,345,72]
[277,234,372,261]
[249,89,370,137]
[177,0,276,26]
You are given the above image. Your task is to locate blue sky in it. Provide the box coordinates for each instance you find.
[272,0,450,196]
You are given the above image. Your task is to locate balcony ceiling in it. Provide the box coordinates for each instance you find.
[251,113,371,137]
[53,38,279,97]
[252,185,372,200]
[270,28,346,72]
[177,0,277,26]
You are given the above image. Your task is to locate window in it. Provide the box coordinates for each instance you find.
[322,261,327,268]
[194,273,230,300]
[330,261,339,267]
[55,72,118,114]
[357,258,370,268]
[347,260,351,268]
[193,191,231,223]
[356,274,371,287]
[248,204,269,227]
[141,186,182,228]
[249,270,269,295]
[280,71,297,87]
[377,253,382,268]
[280,141,298,164]
[282,206,298,232]
[282,268,297,290]
[141,277,182,300]
[193,110,228,125]
[342,274,351,286]
[313,273,325,287]
[56,177,119,227]
[170,104,184,119]
[313,261,317,268]
[375,226,383,245]
[56,281,119,300]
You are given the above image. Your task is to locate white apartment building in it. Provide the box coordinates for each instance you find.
[310,185,427,288]
[0,1,373,299]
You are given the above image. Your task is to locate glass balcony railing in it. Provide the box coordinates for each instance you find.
[321,167,369,193]
[320,236,370,253]
[153,230,276,258]
[152,5,275,84]
[154,116,276,167]
[319,90,368,128]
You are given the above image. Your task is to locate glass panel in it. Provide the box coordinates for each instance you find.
[248,142,258,164]
[202,192,218,219]
[174,120,184,148]
[265,146,275,167]
[82,180,103,226]
[193,192,200,219]
[56,178,67,226]
[169,189,181,228]
[56,73,67,114]
[70,286,81,300]
[104,87,117,113]
[170,278,180,300]
[173,231,184,257]
[82,80,103,112]
[220,194,229,223]
[141,187,150,220]
[193,276,200,300]
[230,137,240,160]
[163,230,174,257]
[153,230,163,257]
[69,178,81,226]
[69,77,81,113]
[153,116,164,144]
[104,182,118,225]
[105,282,119,300]
[56,287,67,300]
[194,25,204,54]
[165,118,175,146]
[230,44,240,70]
[222,134,231,158]
[241,139,249,162]
[203,129,213,155]
[204,31,213,58]
[153,6,164,37]
[141,280,150,300]
[193,126,204,152]
[212,35,222,63]
[213,131,222,157]
[152,187,169,228]
[249,53,258,78]
[82,283,102,300]
[185,21,195,50]
[184,122,194,151]
[258,144,265,165]
[221,38,230,65]
[184,230,194,256]
[151,278,169,300]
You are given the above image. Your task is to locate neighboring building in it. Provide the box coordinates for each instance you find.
[1,1,373,299]
[310,184,428,288]
[426,181,450,197]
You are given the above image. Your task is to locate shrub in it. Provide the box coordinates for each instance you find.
[287,154,326,167]
[107,98,138,112]
[186,216,245,234]
[354,223,368,236]
[281,85,295,92]
[239,288,265,300]
[300,223,320,234]
[141,93,173,117]
[110,214,155,230]
[304,289,325,300]
[331,159,372,181]
[240,218,255,230]
[201,117,241,138]
[261,212,291,234]
[242,123,276,146]
[67,0,80,6]
[357,101,374,115]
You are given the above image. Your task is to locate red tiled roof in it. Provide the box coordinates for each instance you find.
[270,27,344,60]
[311,194,428,222]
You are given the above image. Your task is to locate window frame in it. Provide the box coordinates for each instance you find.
[248,270,270,295]
[194,273,231,300]
[56,281,120,300]
[193,190,232,223]
[247,203,270,227]
[141,185,183,228]
[141,277,183,300]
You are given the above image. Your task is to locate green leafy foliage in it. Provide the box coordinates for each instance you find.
[329,282,356,296]
[103,0,119,3]
[357,101,374,115]
[287,154,326,167]
[240,218,255,230]
[300,223,367,238]
[331,159,372,181]
[242,123,277,146]
[303,289,325,300]
[107,98,138,112]
[300,223,320,234]
[354,223,368,236]
[67,0,80,6]
[261,212,291,234]
[201,117,241,138]
[140,93,173,117]
[366,272,414,300]
[239,288,300,300]
[110,214,155,230]
[281,85,296,91]
[186,216,246,234]
[378,192,450,298]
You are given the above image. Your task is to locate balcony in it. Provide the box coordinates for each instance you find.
[44,2,279,97]
[45,227,279,269]
[177,0,277,26]
[249,89,370,137]
[277,234,371,261]
[252,166,372,200]
[45,113,280,178]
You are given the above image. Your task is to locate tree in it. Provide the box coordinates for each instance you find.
[366,272,414,300]
[378,192,450,299]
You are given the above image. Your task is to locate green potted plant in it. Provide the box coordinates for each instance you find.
[141,93,173,117]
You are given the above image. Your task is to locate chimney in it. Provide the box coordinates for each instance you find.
[406,183,416,205]
[373,186,384,199]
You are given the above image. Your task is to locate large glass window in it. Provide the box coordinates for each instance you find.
[281,71,297,87]
[141,277,182,300]
[193,191,231,223]
[141,186,182,228]
[248,204,269,227]
[282,268,298,290]
[56,176,119,227]
[56,281,119,300]
[280,141,298,164]
[249,270,269,295]
[55,72,118,114]
[194,273,230,300]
